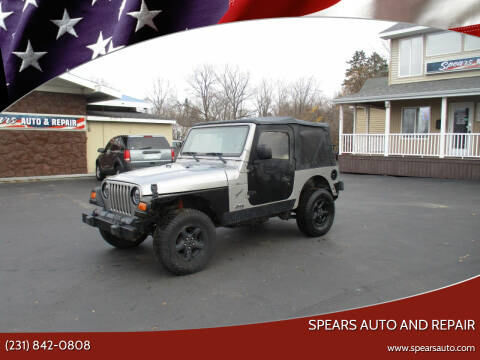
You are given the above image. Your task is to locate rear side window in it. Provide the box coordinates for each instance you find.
[127,136,170,150]
[257,131,289,160]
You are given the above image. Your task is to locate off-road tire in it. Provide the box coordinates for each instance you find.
[153,209,216,275]
[296,188,335,237]
[99,229,147,249]
[95,163,105,181]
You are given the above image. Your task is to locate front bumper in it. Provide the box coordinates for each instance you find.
[82,209,143,241]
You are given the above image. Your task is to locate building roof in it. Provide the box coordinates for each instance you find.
[87,110,175,124]
[195,116,329,128]
[379,22,437,39]
[88,95,152,109]
[334,76,480,104]
[37,73,121,102]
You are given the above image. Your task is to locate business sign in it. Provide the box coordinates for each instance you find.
[426,56,480,74]
[0,113,85,130]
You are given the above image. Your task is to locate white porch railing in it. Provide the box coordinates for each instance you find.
[341,133,480,158]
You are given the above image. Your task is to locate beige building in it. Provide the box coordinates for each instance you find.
[85,97,174,174]
[0,74,174,179]
[334,23,480,180]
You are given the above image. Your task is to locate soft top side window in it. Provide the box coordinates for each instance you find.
[257,131,290,160]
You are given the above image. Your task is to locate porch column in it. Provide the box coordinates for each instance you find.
[439,97,447,158]
[352,105,357,154]
[384,101,391,157]
[338,105,344,155]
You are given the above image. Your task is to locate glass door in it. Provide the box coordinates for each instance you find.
[449,103,473,156]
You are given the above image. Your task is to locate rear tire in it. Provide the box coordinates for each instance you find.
[95,163,105,181]
[296,188,335,237]
[100,229,147,249]
[153,209,216,275]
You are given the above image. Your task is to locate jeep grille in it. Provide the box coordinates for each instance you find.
[106,182,135,216]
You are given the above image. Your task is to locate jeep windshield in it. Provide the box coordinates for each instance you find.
[181,125,249,157]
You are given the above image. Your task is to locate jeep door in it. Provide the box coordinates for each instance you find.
[247,125,295,206]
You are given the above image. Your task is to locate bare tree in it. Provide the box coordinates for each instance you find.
[273,80,290,116]
[188,64,218,122]
[216,65,251,120]
[147,78,177,118]
[255,79,273,117]
[290,77,320,118]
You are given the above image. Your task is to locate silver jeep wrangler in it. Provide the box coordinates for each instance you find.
[83,117,344,275]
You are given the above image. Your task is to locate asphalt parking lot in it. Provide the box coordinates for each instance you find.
[0,174,479,331]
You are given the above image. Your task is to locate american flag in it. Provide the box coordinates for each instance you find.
[1,0,478,111]
[0,0,340,110]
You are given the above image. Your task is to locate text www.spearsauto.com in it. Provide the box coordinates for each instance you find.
[387,345,476,354]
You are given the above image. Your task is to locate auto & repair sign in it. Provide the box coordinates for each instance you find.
[0,113,85,130]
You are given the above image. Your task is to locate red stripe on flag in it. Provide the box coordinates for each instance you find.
[450,24,480,37]
[219,0,341,23]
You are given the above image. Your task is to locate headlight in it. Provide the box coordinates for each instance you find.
[131,187,140,205]
[102,183,109,199]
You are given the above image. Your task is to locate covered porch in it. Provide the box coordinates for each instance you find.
[334,77,480,179]
[339,98,480,159]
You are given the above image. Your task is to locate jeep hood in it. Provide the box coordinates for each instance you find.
[108,162,229,196]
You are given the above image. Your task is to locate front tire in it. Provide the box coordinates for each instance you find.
[99,229,147,249]
[296,188,335,237]
[153,209,216,275]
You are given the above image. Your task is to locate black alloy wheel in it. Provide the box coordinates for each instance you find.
[176,226,205,261]
[296,188,335,237]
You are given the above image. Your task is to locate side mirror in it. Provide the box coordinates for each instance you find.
[256,144,272,160]
[97,148,105,153]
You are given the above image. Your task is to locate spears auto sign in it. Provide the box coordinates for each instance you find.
[0,113,85,130]
[426,56,480,74]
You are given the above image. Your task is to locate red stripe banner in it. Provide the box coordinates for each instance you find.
[1,276,478,359]
[220,0,342,22]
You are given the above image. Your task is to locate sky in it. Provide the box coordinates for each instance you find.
[72,17,394,102]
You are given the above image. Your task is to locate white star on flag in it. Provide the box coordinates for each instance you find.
[127,0,162,32]
[118,0,126,21]
[91,0,111,6]
[12,40,47,72]
[86,31,111,59]
[107,40,124,54]
[22,0,38,12]
[0,2,13,31]
[51,9,83,39]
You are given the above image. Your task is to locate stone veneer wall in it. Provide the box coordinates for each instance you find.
[0,131,87,177]
[0,91,87,178]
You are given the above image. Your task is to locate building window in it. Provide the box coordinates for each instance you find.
[465,34,480,51]
[402,107,430,133]
[426,31,462,56]
[399,36,423,77]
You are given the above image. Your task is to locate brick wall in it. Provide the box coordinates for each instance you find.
[0,131,87,177]
[0,91,87,178]
[6,91,86,115]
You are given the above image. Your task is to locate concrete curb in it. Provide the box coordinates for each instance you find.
[0,173,96,183]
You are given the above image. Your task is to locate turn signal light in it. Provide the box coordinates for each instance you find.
[90,191,96,200]
[138,202,147,211]
[124,149,131,162]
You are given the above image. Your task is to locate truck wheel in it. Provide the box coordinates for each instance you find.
[99,229,147,249]
[153,209,216,275]
[96,163,105,181]
[296,188,335,237]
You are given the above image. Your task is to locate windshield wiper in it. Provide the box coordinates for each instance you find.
[139,146,152,150]
[206,152,227,164]
[182,151,200,162]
